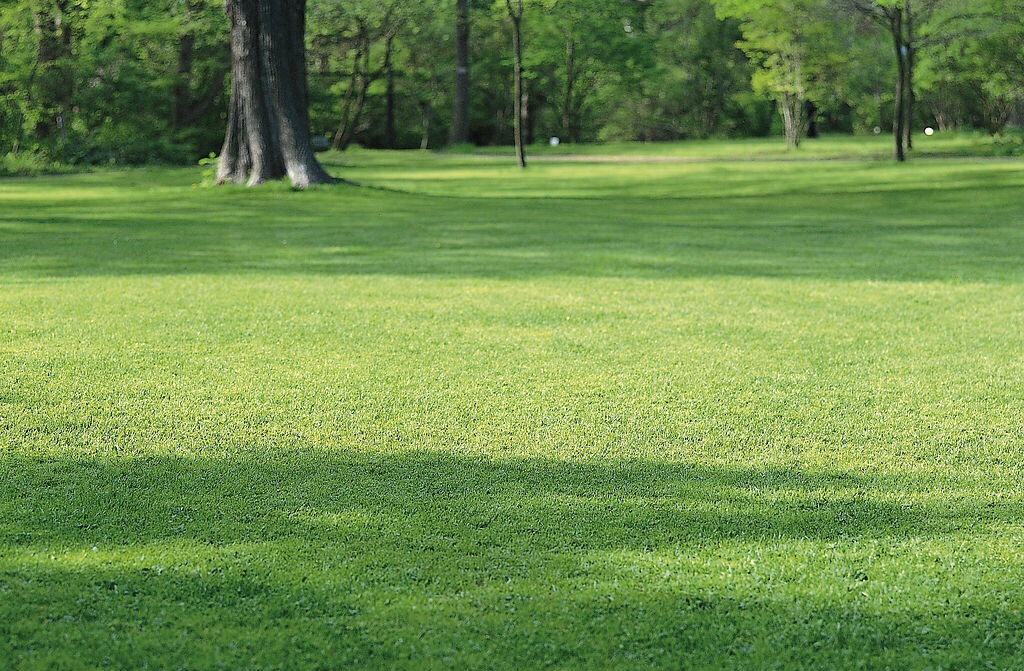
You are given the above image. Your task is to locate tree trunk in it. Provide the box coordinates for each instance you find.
[506,0,526,168]
[420,101,432,150]
[32,0,74,143]
[781,93,803,150]
[778,49,804,150]
[903,0,914,151]
[448,0,471,146]
[331,40,363,151]
[332,38,370,152]
[561,37,576,142]
[889,9,907,162]
[217,0,334,188]
[384,32,396,149]
[172,1,199,133]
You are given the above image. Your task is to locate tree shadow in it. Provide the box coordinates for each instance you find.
[3,450,1022,668]
[5,450,1017,550]
[2,171,1023,282]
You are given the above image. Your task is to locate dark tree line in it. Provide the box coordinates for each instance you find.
[2,0,1022,176]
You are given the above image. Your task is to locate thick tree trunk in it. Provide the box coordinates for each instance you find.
[448,0,471,146]
[217,0,334,188]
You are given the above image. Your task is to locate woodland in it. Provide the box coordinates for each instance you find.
[1,0,1023,172]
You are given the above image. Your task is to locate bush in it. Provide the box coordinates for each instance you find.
[0,151,70,177]
[992,127,1024,157]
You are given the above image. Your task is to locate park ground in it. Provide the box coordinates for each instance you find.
[2,134,1023,669]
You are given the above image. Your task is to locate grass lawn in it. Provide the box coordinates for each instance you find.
[2,136,1024,669]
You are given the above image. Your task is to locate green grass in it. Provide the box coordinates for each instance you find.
[2,137,1024,669]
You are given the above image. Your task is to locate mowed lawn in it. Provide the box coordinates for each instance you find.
[2,139,1024,669]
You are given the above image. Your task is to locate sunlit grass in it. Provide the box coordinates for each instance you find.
[2,138,1024,669]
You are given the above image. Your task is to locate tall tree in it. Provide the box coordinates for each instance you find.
[528,0,655,143]
[644,0,750,139]
[504,0,526,167]
[930,0,1024,133]
[217,0,334,188]
[846,0,911,159]
[307,0,412,151]
[170,0,230,154]
[448,0,471,145]
[30,0,78,145]
[714,0,837,149]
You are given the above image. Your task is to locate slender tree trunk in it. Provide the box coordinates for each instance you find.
[420,101,432,150]
[778,49,804,150]
[903,0,914,151]
[384,32,396,149]
[32,0,74,143]
[888,9,907,162]
[333,39,370,151]
[506,0,526,168]
[172,1,198,133]
[332,42,363,150]
[217,0,334,188]
[448,0,471,146]
[561,36,576,142]
[171,1,228,133]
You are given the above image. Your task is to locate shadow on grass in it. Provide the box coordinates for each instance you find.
[3,450,1022,668]
[5,450,1018,548]
[2,176,1023,282]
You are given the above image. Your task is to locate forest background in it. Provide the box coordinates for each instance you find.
[1,0,1023,173]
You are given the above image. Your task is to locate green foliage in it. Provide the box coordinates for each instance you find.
[0,0,226,166]
[992,127,1024,156]
[196,151,219,186]
[0,150,71,176]
[0,0,1020,161]
[3,145,1024,668]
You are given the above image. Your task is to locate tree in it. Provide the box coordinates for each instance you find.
[844,0,1005,159]
[216,0,334,188]
[643,0,751,140]
[504,0,526,167]
[307,0,413,151]
[448,0,471,145]
[714,0,837,149]
[171,0,229,153]
[844,0,913,159]
[401,4,451,149]
[955,1,1024,133]
[525,0,656,143]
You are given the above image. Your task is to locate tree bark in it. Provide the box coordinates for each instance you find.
[217,0,334,188]
[384,31,396,149]
[32,0,74,143]
[172,1,199,133]
[420,101,433,150]
[903,0,914,151]
[781,92,803,150]
[506,0,526,168]
[888,8,907,162]
[561,36,576,142]
[448,0,471,146]
[332,35,370,152]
